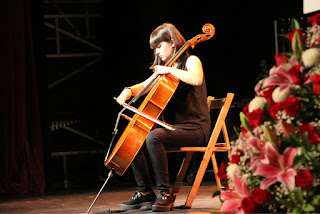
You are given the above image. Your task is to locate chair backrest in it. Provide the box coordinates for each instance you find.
[207,93,234,113]
[207,96,233,111]
[206,93,234,148]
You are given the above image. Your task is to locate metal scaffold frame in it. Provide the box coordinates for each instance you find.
[44,1,104,89]
[45,0,106,189]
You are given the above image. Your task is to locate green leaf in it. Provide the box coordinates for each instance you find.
[290,192,297,204]
[291,18,300,30]
[232,125,240,138]
[279,33,289,39]
[293,134,303,145]
[284,52,294,57]
[309,155,320,175]
[302,133,311,148]
[292,31,303,61]
[299,146,306,154]
[294,154,306,168]
[296,187,304,203]
[292,207,301,214]
[299,87,310,96]
[239,112,252,132]
[277,198,295,207]
[288,133,302,147]
[311,194,320,205]
[263,125,277,147]
[301,203,315,212]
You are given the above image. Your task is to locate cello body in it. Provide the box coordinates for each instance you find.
[105,74,179,175]
[105,24,215,176]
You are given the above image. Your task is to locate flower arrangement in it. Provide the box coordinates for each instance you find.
[217,13,320,213]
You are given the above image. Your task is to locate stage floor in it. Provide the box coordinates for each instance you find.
[0,182,221,213]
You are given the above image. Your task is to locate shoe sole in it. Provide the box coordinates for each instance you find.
[152,203,174,212]
[120,201,153,210]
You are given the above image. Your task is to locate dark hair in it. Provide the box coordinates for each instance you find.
[149,23,186,69]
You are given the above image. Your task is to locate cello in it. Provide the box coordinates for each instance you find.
[105,23,215,176]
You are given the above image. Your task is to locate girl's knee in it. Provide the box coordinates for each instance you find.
[145,129,167,146]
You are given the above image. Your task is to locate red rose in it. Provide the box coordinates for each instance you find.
[311,75,320,95]
[217,161,228,180]
[251,188,270,204]
[242,104,249,115]
[284,97,300,116]
[247,108,267,128]
[299,123,320,145]
[269,102,281,120]
[230,154,241,164]
[307,13,320,26]
[231,149,244,164]
[241,197,258,213]
[295,169,314,189]
[269,97,300,120]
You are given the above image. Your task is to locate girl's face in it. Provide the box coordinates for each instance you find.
[155,41,175,62]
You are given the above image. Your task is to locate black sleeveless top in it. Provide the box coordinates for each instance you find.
[162,55,211,143]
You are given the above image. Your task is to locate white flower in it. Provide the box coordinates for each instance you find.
[272,86,291,103]
[227,163,239,180]
[302,48,320,68]
[248,96,267,112]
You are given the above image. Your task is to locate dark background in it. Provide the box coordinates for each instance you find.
[1,0,306,194]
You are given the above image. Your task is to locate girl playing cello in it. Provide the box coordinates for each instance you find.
[116,23,210,212]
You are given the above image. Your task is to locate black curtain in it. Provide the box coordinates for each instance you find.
[0,0,45,194]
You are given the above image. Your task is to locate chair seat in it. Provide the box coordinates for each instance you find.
[180,147,207,152]
[180,144,230,152]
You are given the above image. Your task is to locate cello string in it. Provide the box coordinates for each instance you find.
[104,75,160,162]
[129,38,190,105]
[127,37,191,106]
[129,74,160,104]
[165,39,190,67]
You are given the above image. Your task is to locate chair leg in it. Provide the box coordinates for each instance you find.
[171,151,194,202]
[211,153,222,189]
[184,152,212,207]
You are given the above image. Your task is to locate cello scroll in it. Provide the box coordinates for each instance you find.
[189,23,215,49]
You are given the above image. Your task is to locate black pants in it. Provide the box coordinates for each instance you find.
[131,127,205,193]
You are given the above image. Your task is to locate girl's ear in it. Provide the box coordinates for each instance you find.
[171,40,175,48]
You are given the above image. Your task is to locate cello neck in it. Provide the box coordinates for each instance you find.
[165,39,191,67]
[165,23,215,68]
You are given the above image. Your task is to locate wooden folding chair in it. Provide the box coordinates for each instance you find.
[170,93,234,208]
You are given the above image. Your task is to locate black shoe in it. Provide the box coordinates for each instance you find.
[152,190,174,212]
[120,191,156,210]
